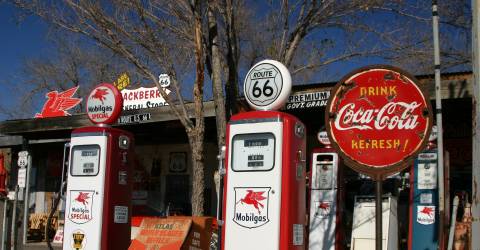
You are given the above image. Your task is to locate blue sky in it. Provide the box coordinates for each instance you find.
[0,2,471,121]
[0,4,50,84]
[0,4,53,120]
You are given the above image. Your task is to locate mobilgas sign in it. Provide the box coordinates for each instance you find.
[285,90,330,110]
[121,87,170,111]
[86,83,123,125]
[326,65,433,178]
[35,86,82,118]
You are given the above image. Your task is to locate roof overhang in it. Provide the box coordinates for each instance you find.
[0,101,216,135]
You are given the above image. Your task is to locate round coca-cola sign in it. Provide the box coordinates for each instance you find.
[86,83,123,125]
[326,66,432,179]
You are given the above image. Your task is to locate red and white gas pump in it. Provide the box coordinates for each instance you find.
[308,131,344,250]
[221,60,306,250]
[63,83,134,250]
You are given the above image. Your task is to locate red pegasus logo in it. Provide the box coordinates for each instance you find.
[419,206,434,217]
[91,88,109,104]
[319,202,330,210]
[75,192,91,206]
[237,190,267,214]
[35,86,82,118]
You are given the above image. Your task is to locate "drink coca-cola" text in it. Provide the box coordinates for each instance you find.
[335,101,421,131]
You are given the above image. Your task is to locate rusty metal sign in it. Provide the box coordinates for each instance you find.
[326,65,433,179]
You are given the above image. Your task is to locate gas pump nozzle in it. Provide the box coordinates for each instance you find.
[60,142,70,199]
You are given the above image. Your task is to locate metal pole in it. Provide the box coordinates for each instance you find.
[376,180,382,250]
[10,186,18,250]
[447,196,459,250]
[217,146,225,250]
[432,1,446,247]
[22,155,31,245]
[2,199,8,250]
[471,0,480,249]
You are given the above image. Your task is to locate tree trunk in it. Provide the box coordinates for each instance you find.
[190,0,206,216]
[207,3,227,148]
[188,133,205,216]
[224,0,239,119]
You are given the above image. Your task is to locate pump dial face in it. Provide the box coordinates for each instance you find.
[231,133,275,171]
[71,145,100,176]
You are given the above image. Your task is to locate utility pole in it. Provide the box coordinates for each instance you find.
[432,0,446,247]
[471,0,480,249]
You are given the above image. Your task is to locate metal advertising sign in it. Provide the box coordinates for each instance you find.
[68,190,95,224]
[86,83,123,125]
[34,86,82,118]
[285,90,330,110]
[326,65,432,179]
[121,87,170,111]
[416,205,436,225]
[233,187,270,228]
[317,131,331,146]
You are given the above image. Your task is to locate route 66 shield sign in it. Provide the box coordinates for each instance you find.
[244,60,292,111]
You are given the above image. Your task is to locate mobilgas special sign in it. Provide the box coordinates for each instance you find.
[285,90,330,110]
[86,83,123,125]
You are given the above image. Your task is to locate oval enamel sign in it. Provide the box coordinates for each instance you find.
[326,65,433,179]
[86,83,123,125]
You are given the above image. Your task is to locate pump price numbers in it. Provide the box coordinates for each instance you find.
[232,133,275,171]
[244,138,268,147]
[248,154,264,167]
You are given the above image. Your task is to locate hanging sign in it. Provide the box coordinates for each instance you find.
[114,72,131,91]
[326,65,433,179]
[243,60,292,111]
[86,83,123,125]
[317,131,331,146]
[285,90,330,110]
[35,86,82,118]
[121,87,170,111]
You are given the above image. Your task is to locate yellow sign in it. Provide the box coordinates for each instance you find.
[72,230,85,250]
[129,217,192,250]
[114,73,130,91]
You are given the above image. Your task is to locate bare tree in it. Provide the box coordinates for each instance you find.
[389,1,472,73]
[1,36,140,119]
[10,0,471,216]
[13,0,211,215]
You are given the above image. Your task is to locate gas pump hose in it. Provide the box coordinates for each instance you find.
[46,181,65,250]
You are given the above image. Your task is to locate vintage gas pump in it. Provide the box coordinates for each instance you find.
[63,83,134,250]
[221,60,306,250]
[308,131,344,250]
[408,127,439,250]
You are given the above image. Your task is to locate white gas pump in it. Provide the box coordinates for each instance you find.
[62,83,135,250]
[221,60,306,250]
[309,131,344,250]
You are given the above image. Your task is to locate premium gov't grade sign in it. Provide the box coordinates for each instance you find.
[326,66,433,178]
